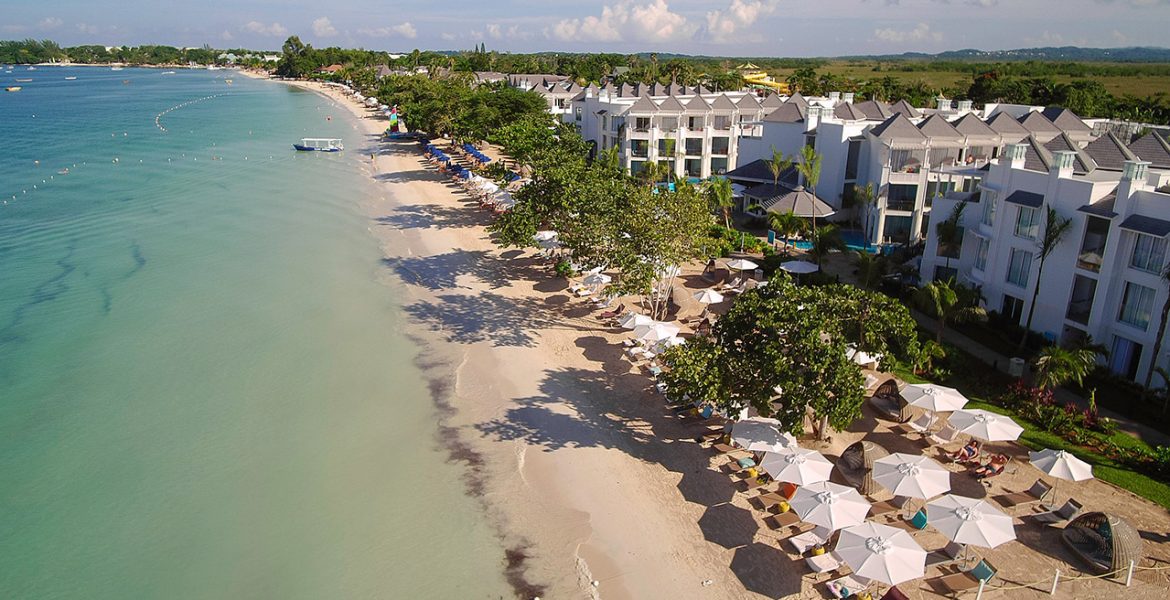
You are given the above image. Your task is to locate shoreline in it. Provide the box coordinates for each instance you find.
[259,75,754,598]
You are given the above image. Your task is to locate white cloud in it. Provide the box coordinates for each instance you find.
[440,32,457,41]
[486,23,502,40]
[243,21,289,37]
[872,22,942,43]
[38,17,63,31]
[358,22,417,39]
[701,0,778,42]
[547,0,693,43]
[220,30,234,41]
[1,24,27,34]
[75,23,99,35]
[312,17,337,38]
[1024,31,1064,45]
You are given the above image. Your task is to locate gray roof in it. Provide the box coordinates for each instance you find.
[764,102,807,123]
[1129,131,1170,170]
[1019,111,1062,137]
[725,159,798,184]
[1085,132,1139,171]
[744,184,835,217]
[736,94,762,111]
[834,102,867,120]
[986,112,1031,143]
[1041,107,1092,132]
[1022,135,1054,172]
[888,99,922,119]
[711,94,738,110]
[1078,195,1118,218]
[761,93,784,109]
[870,114,928,145]
[1005,190,1044,208]
[917,114,963,142]
[657,95,687,113]
[786,92,809,109]
[1044,132,1097,174]
[951,113,1000,141]
[1120,214,1170,237]
[684,95,712,111]
[854,100,892,121]
[627,95,659,113]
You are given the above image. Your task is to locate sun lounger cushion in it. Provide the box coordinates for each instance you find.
[909,508,928,530]
[969,560,996,582]
[737,457,757,469]
[825,574,872,598]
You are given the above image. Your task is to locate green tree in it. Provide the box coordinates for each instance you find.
[913,278,984,343]
[766,211,805,252]
[809,224,845,266]
[766,147,792,189]
[935,200,968,273]
[704,177,735,229]
[854,251,887,290]
[1018,206,1074,352]
[1142,264,1170,400]
[853,183,877,243]
[796,144,823,227]
[912,340,947,376]
[1034,345,1098,390]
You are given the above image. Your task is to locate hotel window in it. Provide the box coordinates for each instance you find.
[1078,216,1110,272]
[687,116,704,130]
[980,192,997,227]
[1131,233,1167,274]
[660,117,678,131]
[575,107,582,122]
[1006,248,1032,288]
[973,237,990,272]
[1014,206,1040,239]
[711,137,730,155]
[1002,294,1025,325]
[685,138,704,156]
[1118,281,1155,330]
[634,117,651,131]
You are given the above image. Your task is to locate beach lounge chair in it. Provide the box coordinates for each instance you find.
[1030,499,1084,525]
[928,425,961,446]
[805,551,843,577]
[765,510,803,531]
[892,508,928,532]
[898,413,933,436]
[868,499,901,519]
[599,303,625,319]
[786,526,832,554]
[994,479,1053,508]
[927,559,997,596]
[878,586,910,600]
[926,541,968,567]
[718,277,742,292]
[824,573,873,598]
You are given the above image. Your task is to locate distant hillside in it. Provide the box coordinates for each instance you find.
[853,46,1170,63]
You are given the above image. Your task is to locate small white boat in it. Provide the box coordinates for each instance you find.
[293,138,344,152]
[64,76,77,80]
[27,66,36,71]
[6,86,21,92]
[110,66,123,71]
[207,65,221,71]
[160,71,176,75]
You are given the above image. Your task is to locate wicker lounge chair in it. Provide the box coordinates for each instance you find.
[1061,512,1143,577]
[994,479,1052,508]
[928,425,962,446]
[824,573,872,598]
[837,441,889,495]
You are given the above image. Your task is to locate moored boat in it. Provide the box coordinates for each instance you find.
[293,138,344,152]
[6,86,21,92]
[64,76,77,80]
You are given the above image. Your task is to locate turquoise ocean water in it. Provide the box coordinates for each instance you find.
[0,67,510,598]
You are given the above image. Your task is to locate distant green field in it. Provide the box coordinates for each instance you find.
[772,61,1170,99]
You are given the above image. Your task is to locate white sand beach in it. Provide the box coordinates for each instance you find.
[248,75,1170,600]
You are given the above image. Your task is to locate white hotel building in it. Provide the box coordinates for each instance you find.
[919,131,1170,384]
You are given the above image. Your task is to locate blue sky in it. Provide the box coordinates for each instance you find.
[3,0,1169,56]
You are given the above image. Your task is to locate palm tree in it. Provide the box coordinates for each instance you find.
[855,251,887,290]
[913,278,985,343]
[704,177,735,229]
[912,340,947,376]
[1018,206,1074,352]
[809,224,845,266]
[766,210,805,252]
[1143,264,1170,401]
[638,161,667,187]
[766,147,792,189]
[854,183,876,245]
[1034,345,1098,390]
[935,201,968,273]
[797,144,823,227]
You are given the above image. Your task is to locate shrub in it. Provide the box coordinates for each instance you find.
[554,258,575,278]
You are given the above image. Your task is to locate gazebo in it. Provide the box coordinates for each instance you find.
[743,183,835,219]
[1061,512,1143,577]
[837,440,889,495]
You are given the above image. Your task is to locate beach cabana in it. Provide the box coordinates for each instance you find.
[838,440,889,495]
[1061,512,1142,577]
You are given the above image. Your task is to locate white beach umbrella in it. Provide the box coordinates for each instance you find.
[651,336,687,354]
[1029,449,1093,482]
[533,230,558,242]
[477,180,500,195]
[948,409,1024,442]
[1029,448,1094,506]
[835,522,927,586]
[730,417,797,453]
[725,258,759,272]
[873,453,951,500]
[760,447,834,486]
[900,384,968,413]
[631,322,681,344]
[925,495,1016,550]
[618,313,655,330]
[790,481,872,531]
[693,289,725,305]
[779,260,819,274]
[847,346,883,368]
[863,372,883,392]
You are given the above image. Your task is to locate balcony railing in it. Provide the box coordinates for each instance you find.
[1066,299,1092,324]
[886,200,916,212]
[1077,250,1104,273]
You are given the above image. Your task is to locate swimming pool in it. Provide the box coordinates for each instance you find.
[786,229,882,253]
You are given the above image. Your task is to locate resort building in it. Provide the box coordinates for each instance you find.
[736,95,1101,246]
[918,131,1170,385]
[568,84,768,180]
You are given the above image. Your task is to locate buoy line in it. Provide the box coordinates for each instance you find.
[155,93,229,133]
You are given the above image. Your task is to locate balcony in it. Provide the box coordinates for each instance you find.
[886,200,916,212]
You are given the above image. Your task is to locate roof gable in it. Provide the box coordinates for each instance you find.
[1085,132,1139,171]
[711,94,738,110]
[870,113,928,143]
[1022,135,1053,171]
[764,102,807,123]
[725,159,798,184]
[627,95,659,113]
[1040,107,1091,132]
[684,95,712,111]
[786,92,809,109]
[917,114,962,140]
[853,100,892,121]
[986,112,1030,141]
[761,93,784,109]
[657,95,687,113]
[1019,111,1061,134]
[1044,132,1097,174]
[833,102,867,120]
[888,99,922,118]
[736,94,762,110]
[952,113,999,138]
[1129,131,1170,170]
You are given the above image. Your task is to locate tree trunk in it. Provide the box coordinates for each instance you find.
[936,314,946,344]
[1143,294,1170,403]
[1017,259,1047,353]
[818,413,830,442]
